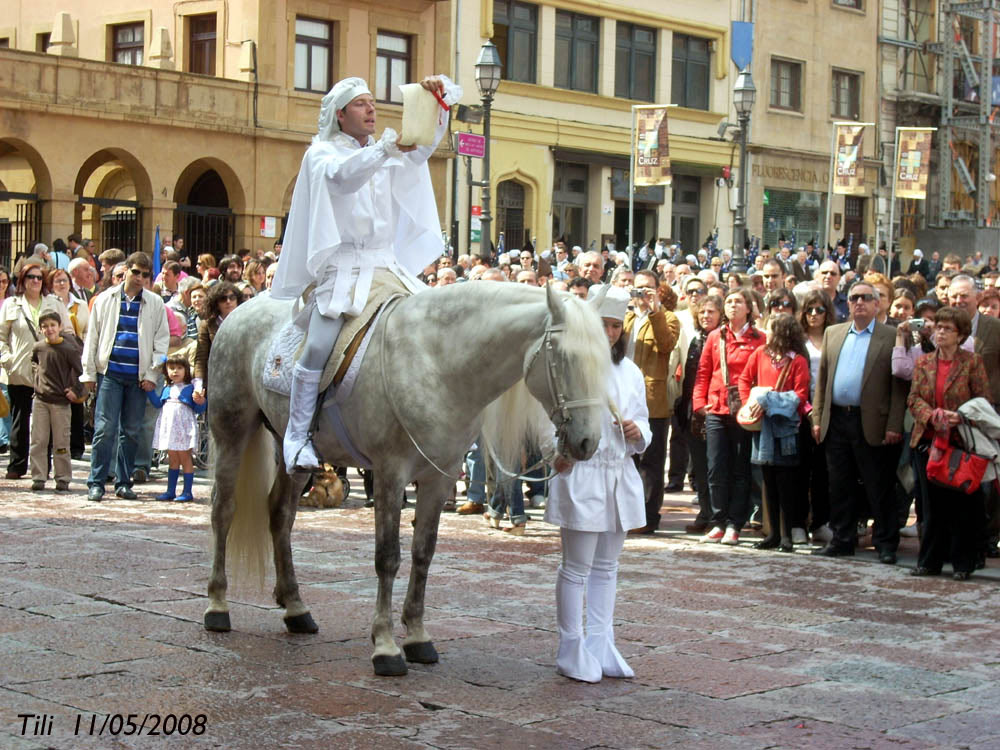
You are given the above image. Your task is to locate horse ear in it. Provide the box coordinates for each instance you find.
[546,281,565,325]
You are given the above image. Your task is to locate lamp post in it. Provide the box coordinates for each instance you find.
[731,66,756,273]
[474,40,502,259]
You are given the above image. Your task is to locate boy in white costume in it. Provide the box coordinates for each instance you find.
[271,74,461,471]
[546,286,651,683]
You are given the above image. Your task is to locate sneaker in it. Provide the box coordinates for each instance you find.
[811,523,834,544]
[700,526,725,543]
[721,526,740,545]
[791,527,808,545]
[900,523,919,538]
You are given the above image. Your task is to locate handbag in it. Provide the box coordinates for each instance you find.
[926,420,989,494]
[719,333,742,416]
[737,356,791,431]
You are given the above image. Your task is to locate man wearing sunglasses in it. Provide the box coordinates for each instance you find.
[810,280,906,563]
[81,252,169,502]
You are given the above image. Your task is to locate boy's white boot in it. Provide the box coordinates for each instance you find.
[283,363,323,471]
[555,565,602,683]
[584,567,633,678]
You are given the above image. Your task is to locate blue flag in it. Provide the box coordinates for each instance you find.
[152,225,161,279]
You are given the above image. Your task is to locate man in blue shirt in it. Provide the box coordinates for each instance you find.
[810,280,906,562]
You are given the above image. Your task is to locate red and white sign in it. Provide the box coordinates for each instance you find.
[470,205,482,217]
[456,132,486,158]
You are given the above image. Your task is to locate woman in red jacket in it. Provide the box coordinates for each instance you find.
[692,288,766,545]
[738,313,811,551]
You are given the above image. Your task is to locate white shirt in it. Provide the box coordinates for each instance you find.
[626,311,647,361]
[544,357,651,533]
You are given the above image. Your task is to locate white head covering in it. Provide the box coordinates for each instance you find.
[913,248,923,258]
[587,284,629,321]
[316,77,372,141]
[858,242,870,255]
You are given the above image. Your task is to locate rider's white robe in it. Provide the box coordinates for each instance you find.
[271,95,454,318]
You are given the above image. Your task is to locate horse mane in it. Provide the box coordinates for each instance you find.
[480,291,610,471]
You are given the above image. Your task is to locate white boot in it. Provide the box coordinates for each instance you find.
[284,363,323,471]
[555,565,602,683]
[584,567,633,678]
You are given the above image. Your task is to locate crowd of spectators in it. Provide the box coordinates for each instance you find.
[2,231,998,577]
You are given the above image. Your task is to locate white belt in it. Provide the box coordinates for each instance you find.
[322,246,394,317]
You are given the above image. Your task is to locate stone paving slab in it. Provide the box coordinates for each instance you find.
[2,462,999,749]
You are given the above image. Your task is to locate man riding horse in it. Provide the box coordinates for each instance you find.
[271,73,460,471]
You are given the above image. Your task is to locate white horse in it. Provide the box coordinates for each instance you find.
[203,281,611,676]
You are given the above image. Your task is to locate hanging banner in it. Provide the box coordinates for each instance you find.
[634,106,672,187]
[833,125,866,195]
[895,128,935,200]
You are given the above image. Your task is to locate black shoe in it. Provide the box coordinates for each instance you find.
[664,483,684,493]
[879,552,898,565]
[778,542,794,553]
[953,571,972,581]
[87,486,104,502]
[364,498,375,508]
[132,468,148,484]
[684,522,709,534]
[909,566,940,577]
[986,547,1000,559]
[0,444,7,454]
[753,537,780,550]
[71,452,84,461]
[115,486,138,500]
[811,544,854,557]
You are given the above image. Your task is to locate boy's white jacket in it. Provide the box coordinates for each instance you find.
[81,284,169,384]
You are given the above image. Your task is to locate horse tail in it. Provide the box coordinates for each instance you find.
[480,379,552,474]
[226,424,276,590]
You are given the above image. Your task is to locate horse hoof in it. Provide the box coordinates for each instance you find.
[204,610,231,632]
[284,612,319,634]
[372,653,408,677]
[403,641,439,664]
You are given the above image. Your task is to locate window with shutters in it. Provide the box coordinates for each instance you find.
[294,17,332,93]
[555,11,599,93]
[615,23,656,101]
[671,34,709,110]
[375,32,410,104]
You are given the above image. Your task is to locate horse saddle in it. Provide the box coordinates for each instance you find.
[262,269,410,398]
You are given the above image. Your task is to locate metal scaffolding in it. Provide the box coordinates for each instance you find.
[932,0,999,227]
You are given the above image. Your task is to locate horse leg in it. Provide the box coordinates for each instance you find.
[269,465,317,633]
[204,430,248,632]
[371,470,407,676]
[401,473,452,664]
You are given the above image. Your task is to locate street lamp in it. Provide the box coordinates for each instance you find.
[474,40,502,259]
[731,66,756,273]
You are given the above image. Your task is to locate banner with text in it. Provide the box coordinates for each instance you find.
[833,125,866,195]
[634,106,672,187]
[895,129,935,200]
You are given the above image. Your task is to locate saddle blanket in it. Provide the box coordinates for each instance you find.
[262,269,410,397]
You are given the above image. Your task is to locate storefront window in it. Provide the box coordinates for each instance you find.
[762,189,826,249]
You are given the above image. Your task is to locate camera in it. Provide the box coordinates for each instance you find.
[629,288,645,298]
[909,318,925,330]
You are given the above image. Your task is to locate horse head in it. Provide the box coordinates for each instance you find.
[522,283,609,462]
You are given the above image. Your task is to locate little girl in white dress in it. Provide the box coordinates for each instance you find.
[147,354,207,502]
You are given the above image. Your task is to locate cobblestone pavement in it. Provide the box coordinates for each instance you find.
[2,459,999,750]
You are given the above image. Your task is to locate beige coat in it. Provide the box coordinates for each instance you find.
[0,294,73,387]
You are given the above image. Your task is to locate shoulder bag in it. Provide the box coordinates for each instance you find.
[926,418,989,494]
[737,355,791,432]
[719,331,743,416]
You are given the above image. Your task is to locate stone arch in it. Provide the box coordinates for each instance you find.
[173,157,246,214]
[74,148,154,205]
[0,138,52,198]
[73,148,154,253]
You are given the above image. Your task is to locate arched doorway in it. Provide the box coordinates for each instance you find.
[0,139,52,269]
[174,164,237,260]
[497,180,527,252]
[74,148,152,254]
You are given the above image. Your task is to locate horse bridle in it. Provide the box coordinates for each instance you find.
[524,322,603,442]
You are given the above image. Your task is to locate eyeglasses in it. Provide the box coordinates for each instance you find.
[130,268,151,278]
[805,307,827,316]
[848,293,876,303]
[769,299,794,309]
[219,293,238,302]
[24,274,43,281]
